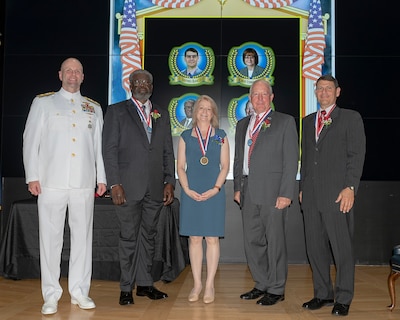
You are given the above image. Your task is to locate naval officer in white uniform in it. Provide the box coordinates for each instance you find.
[23,57,107,315]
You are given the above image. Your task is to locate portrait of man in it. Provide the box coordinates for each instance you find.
[180,48,203,77]
[168,43,215,86]
[245,100,255,117]
[180,99,195,128]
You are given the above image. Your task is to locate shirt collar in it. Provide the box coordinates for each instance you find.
[59,87,81,101]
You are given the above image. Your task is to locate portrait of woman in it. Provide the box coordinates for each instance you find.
[238,48,265,79]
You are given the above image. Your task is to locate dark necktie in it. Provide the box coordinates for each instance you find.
[141,104,151,142]
[142,104,148,118]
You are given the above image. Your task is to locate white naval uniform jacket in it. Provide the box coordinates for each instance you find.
[23,88,106,189]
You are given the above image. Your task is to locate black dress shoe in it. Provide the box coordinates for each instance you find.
[136,286,168,300]
[119,291,134,305]
[302,297,334,310]
[240,288,265,300]
[257,293,285,305]
[332,303,350,316]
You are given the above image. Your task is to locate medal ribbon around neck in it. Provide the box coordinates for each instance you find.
[131,97,152,130]
[195,125,212,159]
[249,109,272,141]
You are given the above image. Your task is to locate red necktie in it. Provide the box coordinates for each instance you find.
[317,110,326,133]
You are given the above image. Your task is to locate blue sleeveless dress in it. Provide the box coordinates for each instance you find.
[179,128,226,237]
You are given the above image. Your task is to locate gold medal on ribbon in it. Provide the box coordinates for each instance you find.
[195,125,211,167]
[200,156,209,166]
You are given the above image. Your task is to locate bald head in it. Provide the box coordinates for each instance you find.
[58,57,84,93]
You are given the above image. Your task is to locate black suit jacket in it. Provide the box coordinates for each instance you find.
[102,99,175,202]
[300,106,366,212]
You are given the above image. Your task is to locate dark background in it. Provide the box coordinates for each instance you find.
[145,17,300,118]
[1,1,400,265]
[1,2,398,180]
[144,17,300,156]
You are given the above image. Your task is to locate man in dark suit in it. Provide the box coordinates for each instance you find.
[179,99,194,128]
[233,79,298,306]
[102,69,175,305]
[299,75,366,316]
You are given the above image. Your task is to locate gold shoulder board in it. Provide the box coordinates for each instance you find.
[36,92,55,98]
[84,97,100,106]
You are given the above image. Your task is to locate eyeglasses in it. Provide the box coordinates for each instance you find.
[245,55,255,59]
[132,79,151,86]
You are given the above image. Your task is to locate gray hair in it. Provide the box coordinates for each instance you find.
[129,69,153,84]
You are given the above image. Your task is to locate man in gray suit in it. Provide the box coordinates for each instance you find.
[299,75,366,316]
[233,79,298,306]
[102,69,175,305]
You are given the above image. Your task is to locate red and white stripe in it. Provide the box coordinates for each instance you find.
[152,0,201,8]
[243,0,294,9]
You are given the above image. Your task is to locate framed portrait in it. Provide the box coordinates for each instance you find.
[227,94,276,133]
[227,42,275,87]
[168,93,200,136]
[169,42,215,87]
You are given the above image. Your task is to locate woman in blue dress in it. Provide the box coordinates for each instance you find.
[177,95,230,304]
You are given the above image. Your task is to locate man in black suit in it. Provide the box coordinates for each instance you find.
[102,69,175,305]
[233,79,298,306]
[299,75,366,316]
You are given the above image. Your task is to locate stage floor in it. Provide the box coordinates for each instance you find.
[0,264,397,319]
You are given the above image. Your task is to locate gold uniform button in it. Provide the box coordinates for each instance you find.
[72,123,76,127]
[71,153,76,157]
[72,138,76,142]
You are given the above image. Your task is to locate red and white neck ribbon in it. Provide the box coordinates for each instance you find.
[132,97,152,128]
[195,125,212,157]
[250,109,272,139]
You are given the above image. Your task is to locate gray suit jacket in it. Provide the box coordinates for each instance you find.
[102,99,175,202]
[300,106,366,212]
[234,110,299,205]
[239,65,265,78]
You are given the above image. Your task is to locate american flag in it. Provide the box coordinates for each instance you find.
[302,0,326,81]
[119,0,142,94]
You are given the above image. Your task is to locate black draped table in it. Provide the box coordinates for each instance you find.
[0,197,188,282]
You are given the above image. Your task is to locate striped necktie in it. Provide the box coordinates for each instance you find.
[318,110,326,132]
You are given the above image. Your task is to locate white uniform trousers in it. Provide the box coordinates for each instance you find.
[38,187,94,302]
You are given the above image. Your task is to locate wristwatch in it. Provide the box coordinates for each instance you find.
[348,186,355,191]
